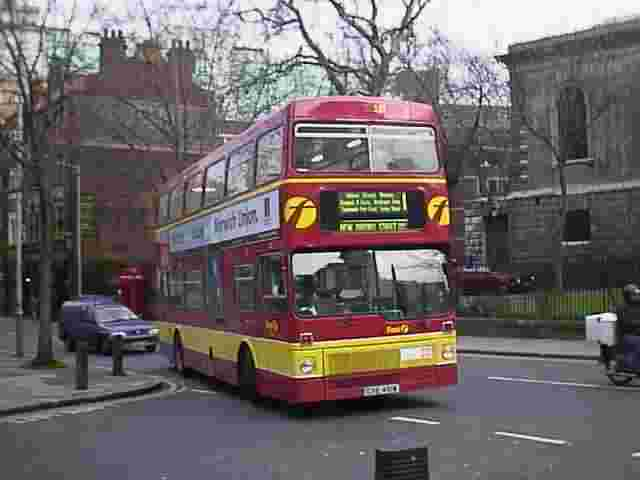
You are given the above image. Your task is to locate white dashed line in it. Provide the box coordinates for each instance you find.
[190,389,217,395]
[488,376,640,392]
[389,416,440,425]
[494,431,569,446]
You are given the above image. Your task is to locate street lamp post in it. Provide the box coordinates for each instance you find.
[57,160,81,297]
[14,164,23,358]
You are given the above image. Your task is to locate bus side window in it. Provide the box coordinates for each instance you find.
[256,127,283,185]
[258,255,287,313]
[234,264,256,312]
[207,252,224,323]
[158,194,169,224]
[169,186,184,221]
[227,144,256,197]
[168,270,185,307]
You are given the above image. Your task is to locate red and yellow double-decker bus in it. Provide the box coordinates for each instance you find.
[150,96,457,404]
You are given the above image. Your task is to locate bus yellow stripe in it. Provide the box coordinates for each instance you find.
[155,321,456,379]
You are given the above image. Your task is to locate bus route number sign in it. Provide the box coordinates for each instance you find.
[337,191,409,232]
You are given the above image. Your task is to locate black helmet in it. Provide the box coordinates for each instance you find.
[623,283,640,304]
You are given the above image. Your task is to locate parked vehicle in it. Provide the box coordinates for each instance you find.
[459,268,514,295]
[508,273,537,293]
[58,299,159,354]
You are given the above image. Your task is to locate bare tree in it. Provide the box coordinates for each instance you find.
[0,0,104,365]
[237,0,430,96]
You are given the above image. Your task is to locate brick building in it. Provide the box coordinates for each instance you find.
[497,16,640,287]
[2,29,247,310]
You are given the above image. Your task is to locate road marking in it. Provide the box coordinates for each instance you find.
[488,376,640,392]
[389,416,440,425]
[190,389,217,395]
[494,431,569,446]
[632,452,640,459]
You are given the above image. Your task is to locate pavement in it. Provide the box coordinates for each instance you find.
[0,315,165,417]
[457,336,600,360]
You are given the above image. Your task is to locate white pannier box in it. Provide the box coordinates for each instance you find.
[585,312,617,346]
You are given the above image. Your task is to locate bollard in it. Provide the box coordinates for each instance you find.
[75,340,89,390]
[375,446,429,480]
[112,334,125,376]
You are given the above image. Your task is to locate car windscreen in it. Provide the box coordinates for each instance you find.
[95,307,139,323]
[292,248,450,320]
[294,124,438,173]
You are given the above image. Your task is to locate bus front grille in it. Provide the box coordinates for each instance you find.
[326,349,400,375]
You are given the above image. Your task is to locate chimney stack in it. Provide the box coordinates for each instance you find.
[167,37,196,82]
[99,29,127,72]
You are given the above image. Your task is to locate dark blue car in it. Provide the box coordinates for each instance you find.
[58,299,159,354]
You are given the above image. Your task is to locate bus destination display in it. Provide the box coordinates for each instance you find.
[337,192,409,232]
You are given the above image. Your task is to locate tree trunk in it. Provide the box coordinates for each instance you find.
[553,164,569,292]
[33,174,54,365]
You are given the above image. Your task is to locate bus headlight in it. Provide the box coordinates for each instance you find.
[442,345,456,360]
[299,358,315,375]
[149,328,160,335]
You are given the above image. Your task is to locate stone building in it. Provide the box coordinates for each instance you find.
[497,16,640,288]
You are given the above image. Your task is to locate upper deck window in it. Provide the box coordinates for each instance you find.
[294,124,438,173]
[185,173,204,215]
[227,144,255,197]
[169,186,184,221]
[158,193,169,224]
[204,160,226,206]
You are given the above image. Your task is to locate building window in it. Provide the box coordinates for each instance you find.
[227,144,255,197]
[234,264,255,311]
[461,176,479,198]
[204,160,226,206]
[256,127,283,185]
[184,173,204,215]
[557,86,588,161]
[564,209,591,243]
[486,177,507,195]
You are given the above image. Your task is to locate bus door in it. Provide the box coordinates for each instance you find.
[257,254,288,340]
[206,250,224,378]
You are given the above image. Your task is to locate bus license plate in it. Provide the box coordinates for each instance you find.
[363,384,400,397]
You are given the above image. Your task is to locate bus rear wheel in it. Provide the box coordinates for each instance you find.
[239,348,258,403]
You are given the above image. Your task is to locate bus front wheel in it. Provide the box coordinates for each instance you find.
[173,335,189,377]
[238,348,258,402]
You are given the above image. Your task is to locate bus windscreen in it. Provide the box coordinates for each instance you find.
[292,248,450,320]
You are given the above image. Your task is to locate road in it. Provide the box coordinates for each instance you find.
[2,351,639,480]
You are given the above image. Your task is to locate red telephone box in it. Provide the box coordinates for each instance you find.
[119,266,145,317]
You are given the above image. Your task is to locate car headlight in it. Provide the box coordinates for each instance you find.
[110,331,126,338]
[149,328,160,335]
[299,358,315,375]
[442,345,456,360]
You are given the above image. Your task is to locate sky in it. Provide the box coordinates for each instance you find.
[39,0,640,58]
[424,0,640,54]
[234,0,640,57]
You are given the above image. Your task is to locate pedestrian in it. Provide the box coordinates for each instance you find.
[615,283,640,370]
